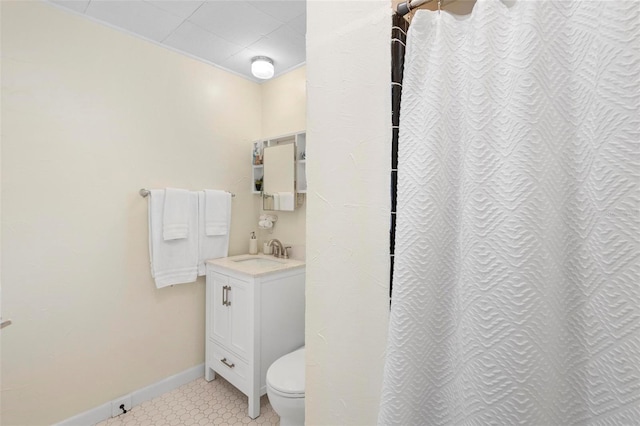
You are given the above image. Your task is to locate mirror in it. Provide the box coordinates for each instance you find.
[263,143,296,211]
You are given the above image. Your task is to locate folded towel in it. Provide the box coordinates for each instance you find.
[272,193,280,210]
[163,188,190,240]
[204,190,229,236]
[198,191,231,275]
[278,192,295,211]
[149,190,199,288]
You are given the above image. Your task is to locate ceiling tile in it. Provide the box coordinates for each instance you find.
[85,0,185,42]
[249,1,306,24]
[145,1,205,20]
[49,0,90,14]
[249,24,304,65]
[188,1,283,47]
[287,13,306,36]
[270,54,303,75]
[164,21,244,66]
[220,48,262,82]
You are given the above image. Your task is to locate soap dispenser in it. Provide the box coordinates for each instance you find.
[249,232,258,255]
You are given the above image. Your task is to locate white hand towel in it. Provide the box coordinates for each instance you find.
[272,193,280,210]
[204,190,230,236]
[148,190,199,288]
[278,192,295,211]
[198,191,231,275]
[163,188,190,240]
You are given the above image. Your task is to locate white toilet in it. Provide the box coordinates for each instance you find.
[266,346,305,426]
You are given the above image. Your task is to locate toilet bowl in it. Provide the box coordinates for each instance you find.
[266,347,305,426]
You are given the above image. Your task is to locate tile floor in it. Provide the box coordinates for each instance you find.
[96,376,280,426]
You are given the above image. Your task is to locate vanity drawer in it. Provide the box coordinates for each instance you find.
[210,344,250,393]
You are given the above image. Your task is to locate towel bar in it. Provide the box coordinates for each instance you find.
[139,188,235,198]
[1,318,12,330]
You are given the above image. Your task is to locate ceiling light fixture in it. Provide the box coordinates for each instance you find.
[251,56,274,80]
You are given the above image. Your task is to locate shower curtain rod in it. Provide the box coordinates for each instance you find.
[396,0,435,16]
[396,0,454,16]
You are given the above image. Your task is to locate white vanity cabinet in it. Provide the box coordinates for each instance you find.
[205,256,305,419]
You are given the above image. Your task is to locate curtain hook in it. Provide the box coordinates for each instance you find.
[405,0,413,22]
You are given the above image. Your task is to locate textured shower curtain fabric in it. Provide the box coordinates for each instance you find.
[379,0,639,425]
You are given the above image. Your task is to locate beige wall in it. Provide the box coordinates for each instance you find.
[257,67,307,257]
[261,65,306,138]
[306,1,391,424]
[0,2,265,424]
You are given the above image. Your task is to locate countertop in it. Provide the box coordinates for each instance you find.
[206,253,305,277]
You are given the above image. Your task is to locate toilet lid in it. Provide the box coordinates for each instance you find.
[267,347,305,396]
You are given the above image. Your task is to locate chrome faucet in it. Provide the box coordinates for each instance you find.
[268,239,290,258]
[268,239,284,258]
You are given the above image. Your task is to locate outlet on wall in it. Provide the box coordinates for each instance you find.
[111,394,132,418]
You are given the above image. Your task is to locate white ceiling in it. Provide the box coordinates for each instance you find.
[47,0,306,82]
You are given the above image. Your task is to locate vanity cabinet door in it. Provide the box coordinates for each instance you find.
[227,277,251,360]
[210,272,230,344]
[210,272,252,361]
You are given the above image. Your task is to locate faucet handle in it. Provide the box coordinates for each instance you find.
[283,246,291,259]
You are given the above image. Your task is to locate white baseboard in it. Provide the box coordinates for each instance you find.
[56,364,205,426]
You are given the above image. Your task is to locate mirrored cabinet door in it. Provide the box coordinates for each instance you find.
[251,131,306,211]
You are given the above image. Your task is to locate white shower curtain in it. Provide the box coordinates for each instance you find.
[379,1,639,425]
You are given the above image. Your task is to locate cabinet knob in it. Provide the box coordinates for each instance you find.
[221,357,235,369]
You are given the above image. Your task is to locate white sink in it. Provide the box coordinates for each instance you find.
[232,257,284,266]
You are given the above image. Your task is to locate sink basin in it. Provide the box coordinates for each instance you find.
[232,257,283,266]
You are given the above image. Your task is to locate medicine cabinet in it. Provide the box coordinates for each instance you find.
[251,131,306,211]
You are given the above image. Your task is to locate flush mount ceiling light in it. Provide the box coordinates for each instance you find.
[251,56,274,80]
